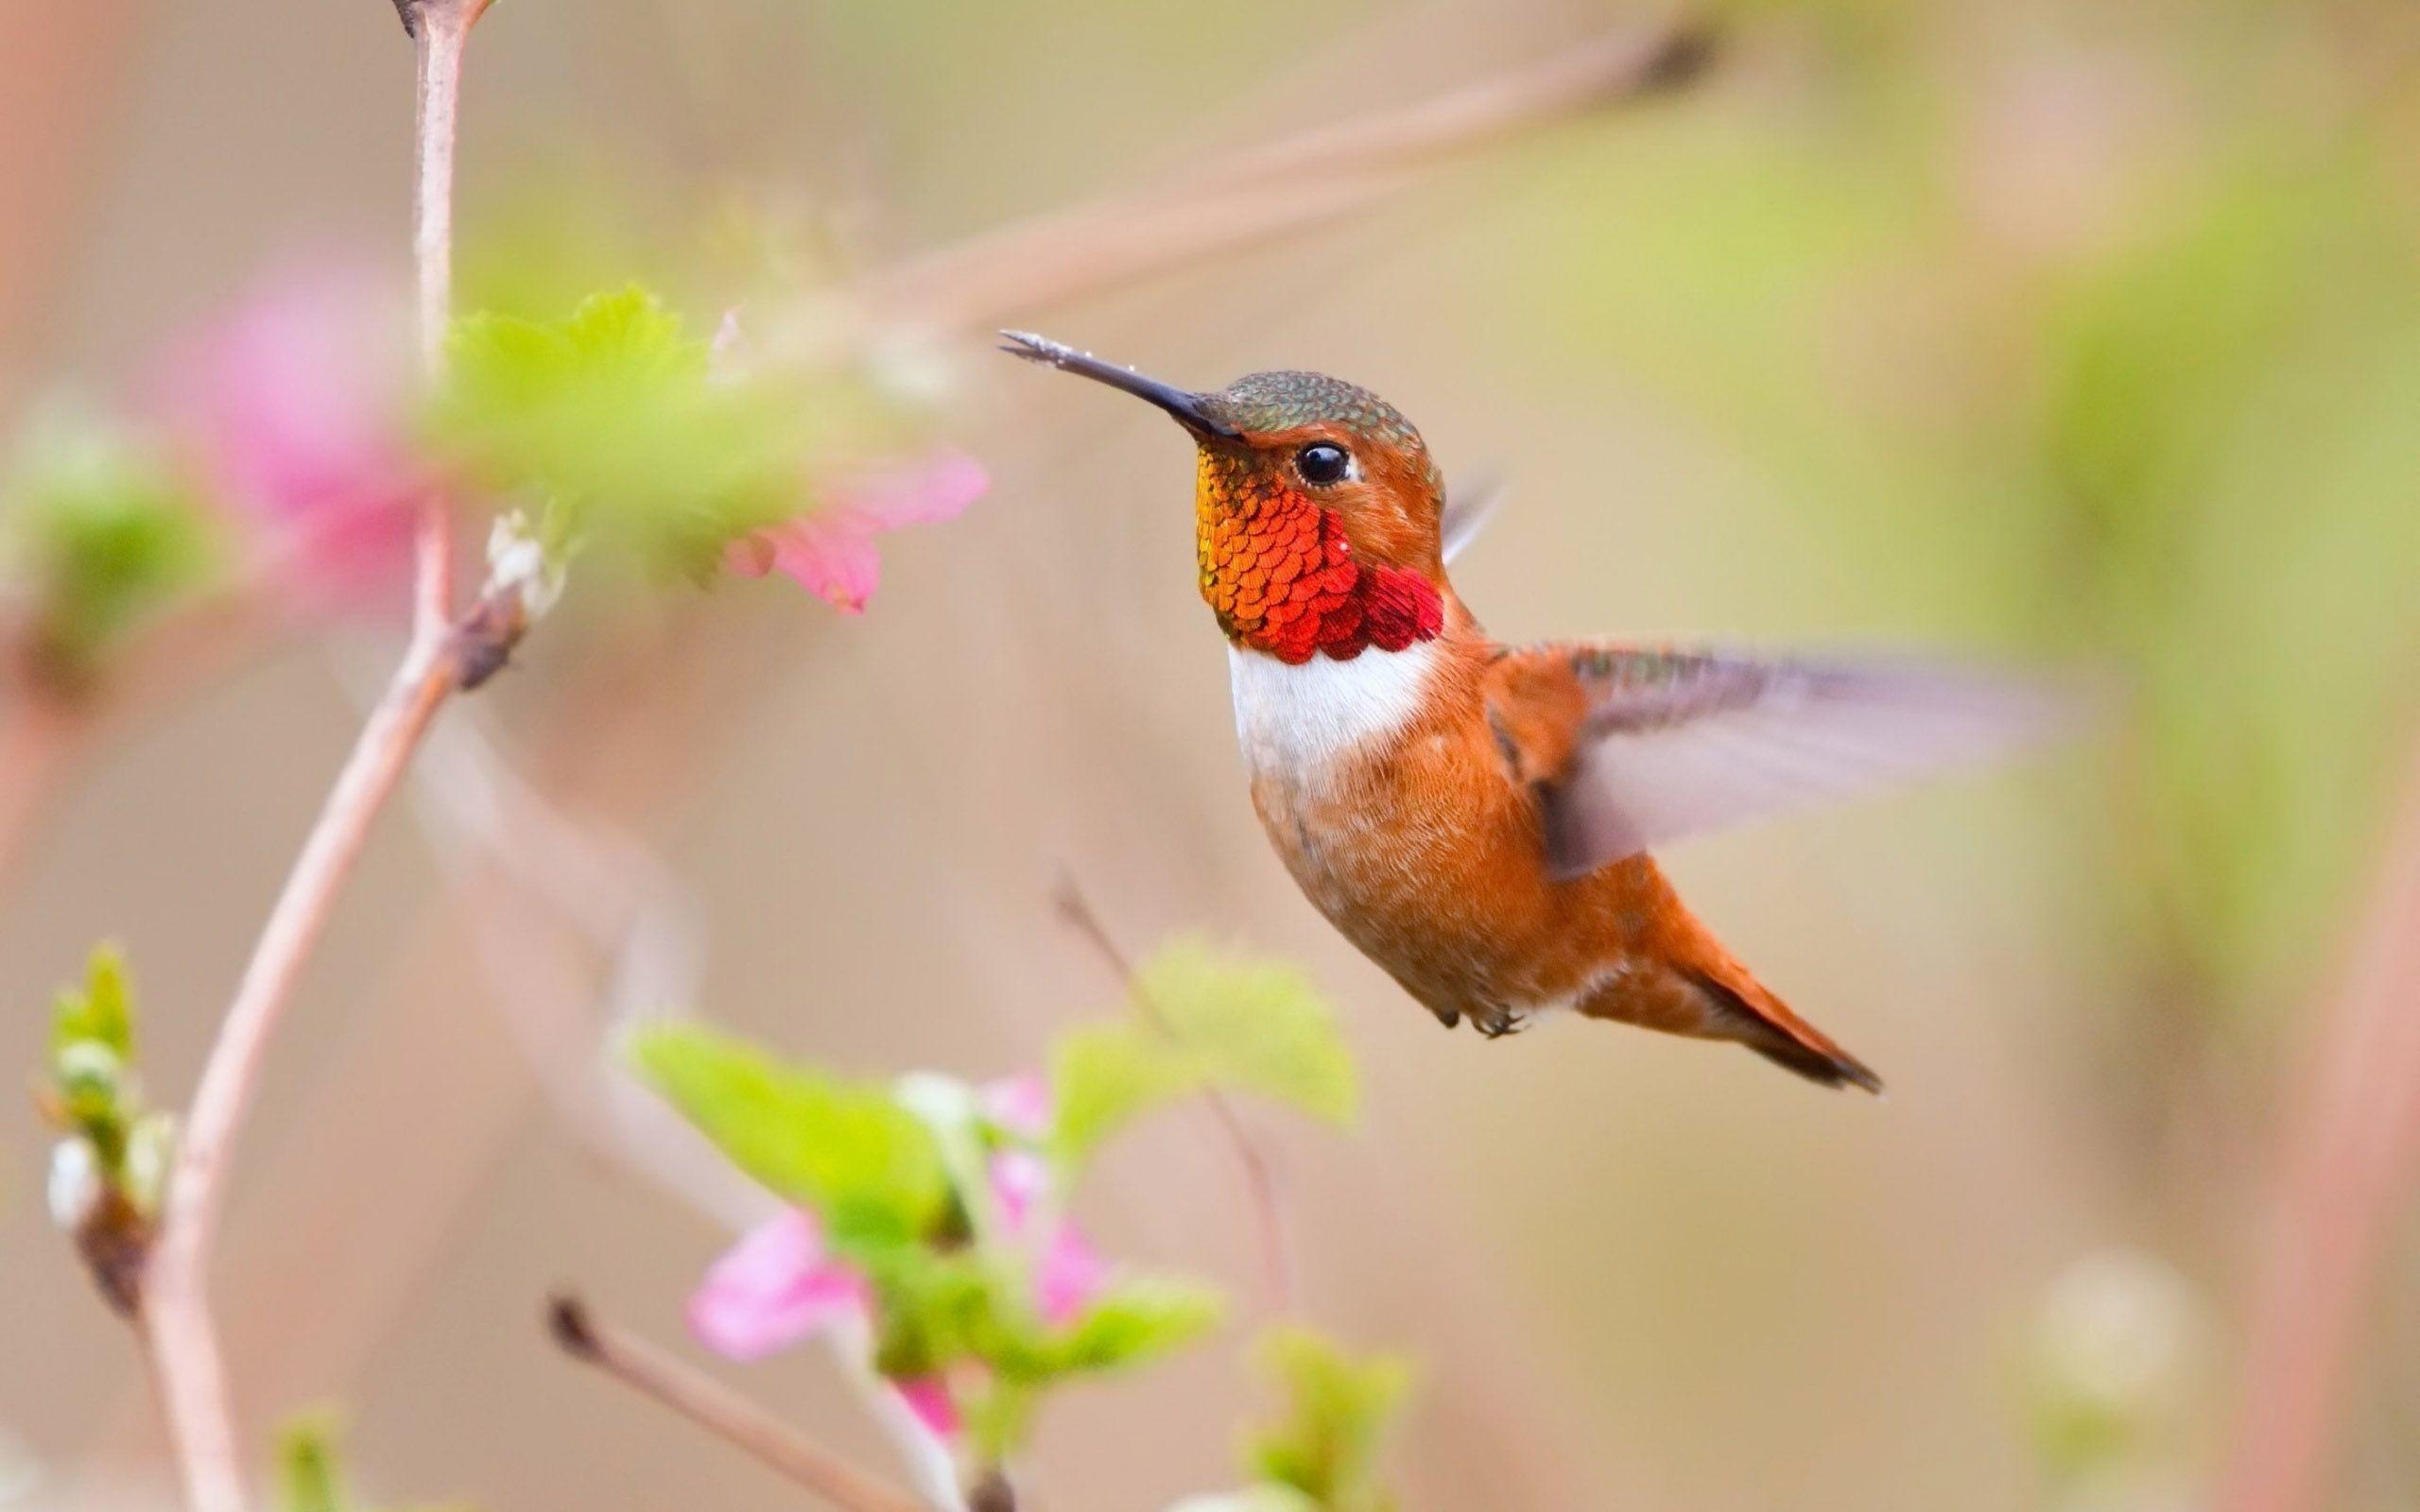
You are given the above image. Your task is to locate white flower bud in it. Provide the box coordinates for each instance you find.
[123,1112,177,1216]
[46,1140,102,1231]
[486,509,565,620]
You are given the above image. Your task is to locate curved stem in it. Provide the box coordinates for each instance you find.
[144,643,457,1512]
[138,5,488,1506]
[410,0,485,635]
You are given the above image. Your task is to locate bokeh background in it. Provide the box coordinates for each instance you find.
[5,0,2419,1509]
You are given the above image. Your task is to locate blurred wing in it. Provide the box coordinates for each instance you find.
[1484,643,2072,879]
[1440,473,1506,565]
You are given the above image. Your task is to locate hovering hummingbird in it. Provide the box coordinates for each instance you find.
[1003,332,2059,1091]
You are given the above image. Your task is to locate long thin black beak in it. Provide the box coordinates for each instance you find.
[998,331,1240,439]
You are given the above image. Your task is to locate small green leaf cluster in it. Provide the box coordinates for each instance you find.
[1053,938,1358,1162]
[631,1023,1221,1466]
[432,285,908,583]
[1242,1330,1411,1512]
[38,945,175,1314]
[629,938,1361,1471]
[277,1414,465,1512]
[2,412,225,692]
[1169,1330,1413,1512]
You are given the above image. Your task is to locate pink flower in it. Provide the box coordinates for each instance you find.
[684,1073,1110,1453]
[979,1074,1053,1142]
[1035,1225,1109,1325]
[154,266,424,612]
[990,1149,1051,1230]
[726,450,987,613]
[892,1376,962,1442]
[688,1210,872,1362]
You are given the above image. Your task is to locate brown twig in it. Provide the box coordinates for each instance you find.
[547,1294,931,1512]
[842,13,1714,339]
[2215,736,2420,1512]
[143,640,458,1512]
[137,6,493,1507]
[1051,874,1298,1314]
[407,0,489,635]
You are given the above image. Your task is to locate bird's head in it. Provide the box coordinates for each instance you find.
[1003,333,1447,663]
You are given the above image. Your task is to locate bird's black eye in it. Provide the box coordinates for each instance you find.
[1295,442,1353,487]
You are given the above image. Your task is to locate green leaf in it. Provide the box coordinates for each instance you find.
[50,944,134,1060]
[46,945,143,1160]
[1243,1329,1412,1512]
[1043,1277,1224,1375]
[1136,943,1357,1125]
[434,285,815,579]
[625,1023,950,1250]
[276,1415,349,1512]
[1049,1021,1200,1163]
[1051,940,1357,1162]
[4,415,221,682]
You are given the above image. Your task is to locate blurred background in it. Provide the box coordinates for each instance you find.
[4,0,2418,1508]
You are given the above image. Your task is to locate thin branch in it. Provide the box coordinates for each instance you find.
[1051,875,1298,1314]
[2216,736,2420,1512]
[846,13,1712,337]
[409,0,488,636]
[547,1294,931,1512]
[143,642,457,1512]
[138,6,492,1507]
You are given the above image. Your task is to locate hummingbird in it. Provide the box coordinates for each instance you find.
[1003,332,2058,1092]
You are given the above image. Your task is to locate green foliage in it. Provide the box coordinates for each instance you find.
[1052,939,1357,1162]
[275,1414,465,1512]
[630,939,1364,1470]
[3,412,222,686]
[2032,151,2420,1006]
[433,284,901,582]
[277,1416,348,1512]
[862,1244,1224,1463]
[49,944,132,1066]
[436,285,784,576]
[625,1023,951,1250]
[43,945,170,1211]
[1240,1330,1413,1512]
[1042,1277,1223,1374]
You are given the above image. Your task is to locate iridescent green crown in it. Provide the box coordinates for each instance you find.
[1202,370,1426,451]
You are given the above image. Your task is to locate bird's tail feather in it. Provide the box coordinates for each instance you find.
[1681,961,1885,1095]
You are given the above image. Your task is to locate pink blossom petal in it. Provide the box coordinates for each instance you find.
[1036,1224,1110,1326]
[891,1376,961,1443]
[829,451,989,530]
[730,450,987,612]
[688,1211,871,1362]
[152,265,423,611]
[989,1149,1051,1233]
[739,510,881,613]
[978,1074,1052,1142]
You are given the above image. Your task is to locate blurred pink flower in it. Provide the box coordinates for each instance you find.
[688,1210,871,1362]
[725,450,988,613]
[980,1074,1052,1142]
[990,1149,1050,1230]
[685,1074,1108,1451]
[1035,1226,1109,1325]
[154,267,424,612]
[892,1376,961,1442]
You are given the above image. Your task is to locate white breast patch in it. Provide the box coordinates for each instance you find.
[1227,641,1440,777]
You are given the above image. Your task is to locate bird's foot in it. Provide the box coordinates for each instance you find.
[1473,1008,1529,1040]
